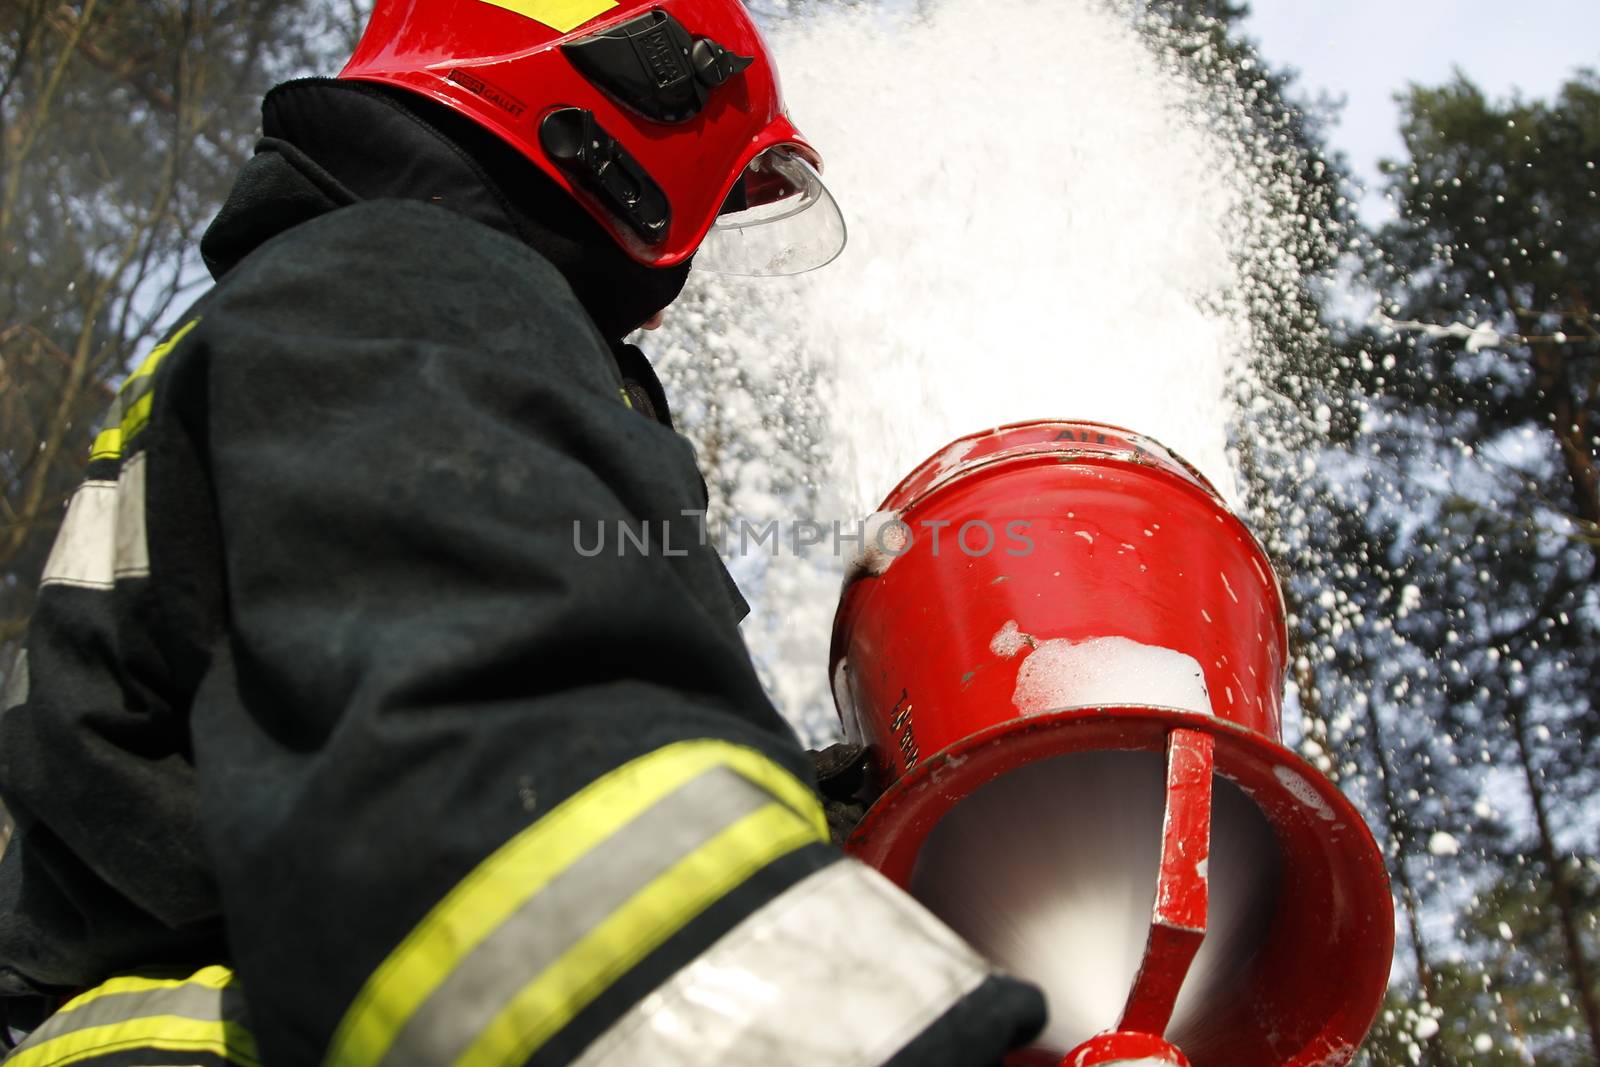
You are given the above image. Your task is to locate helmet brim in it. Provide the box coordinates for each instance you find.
[695,147,847,276]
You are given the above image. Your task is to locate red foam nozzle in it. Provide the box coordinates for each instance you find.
[1065,1030,1192,1066]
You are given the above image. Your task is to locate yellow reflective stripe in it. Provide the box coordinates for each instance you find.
[9,967,254,1067]
[6,1019,257,1067]
[619,387,633,409]
[88,426,122,462]
[457,802,818,1067]
[120,392,156,442]
[326,740,825,1067]
[473,0,618,33]
[59,965,238,1007]
[716,745,827,840]
[123,319,199,393]
[118,318,199,443]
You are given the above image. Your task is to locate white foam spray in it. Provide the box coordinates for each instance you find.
[648,0,1275,737]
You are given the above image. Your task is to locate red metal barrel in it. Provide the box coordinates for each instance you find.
[830,420,1394,1067]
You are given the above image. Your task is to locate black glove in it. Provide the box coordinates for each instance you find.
[0,993,60,1050]
[809,742,876,845]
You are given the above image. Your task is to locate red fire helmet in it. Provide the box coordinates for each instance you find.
[340,0,846,275]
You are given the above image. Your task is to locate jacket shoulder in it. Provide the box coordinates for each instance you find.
[207,200,598,349]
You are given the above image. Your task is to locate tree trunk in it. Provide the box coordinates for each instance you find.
[1506,696,1600,1064]
[1531,337,1600,550]
[1349,664,1441,1065]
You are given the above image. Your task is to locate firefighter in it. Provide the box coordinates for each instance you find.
[0,0,1047,1063]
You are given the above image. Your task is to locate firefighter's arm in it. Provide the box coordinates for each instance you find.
[0,322,225,997]
[181,200,1044,1065]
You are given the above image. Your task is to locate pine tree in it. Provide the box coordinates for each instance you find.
[1358,70,1600,1065]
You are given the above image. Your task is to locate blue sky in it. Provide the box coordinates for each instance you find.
[1239,2,1599,224]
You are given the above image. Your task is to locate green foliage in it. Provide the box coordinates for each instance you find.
[1377,71,1600,429]
[1338,66,1600,1065]
[1361,865,1600,1066]
[1185,13,1600,1064]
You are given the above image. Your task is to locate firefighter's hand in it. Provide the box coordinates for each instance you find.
[809,742,875,845]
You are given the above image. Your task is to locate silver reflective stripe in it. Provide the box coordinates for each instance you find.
[377,765,776,1067]
[112,452,150,580]
[2,649,26,712]
[40,480,117,589]
[39,453,150,590]
[22,982,233,1048]
[569,859,992,1067]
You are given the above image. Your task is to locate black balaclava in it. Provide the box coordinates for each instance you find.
[233,78,693,342]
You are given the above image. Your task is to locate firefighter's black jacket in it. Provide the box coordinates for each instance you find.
[0,82,1044,1066]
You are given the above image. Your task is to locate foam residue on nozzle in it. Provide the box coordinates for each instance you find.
[1009,635,1213,717]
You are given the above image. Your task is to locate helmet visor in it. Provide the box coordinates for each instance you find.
[695,146,847,276]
